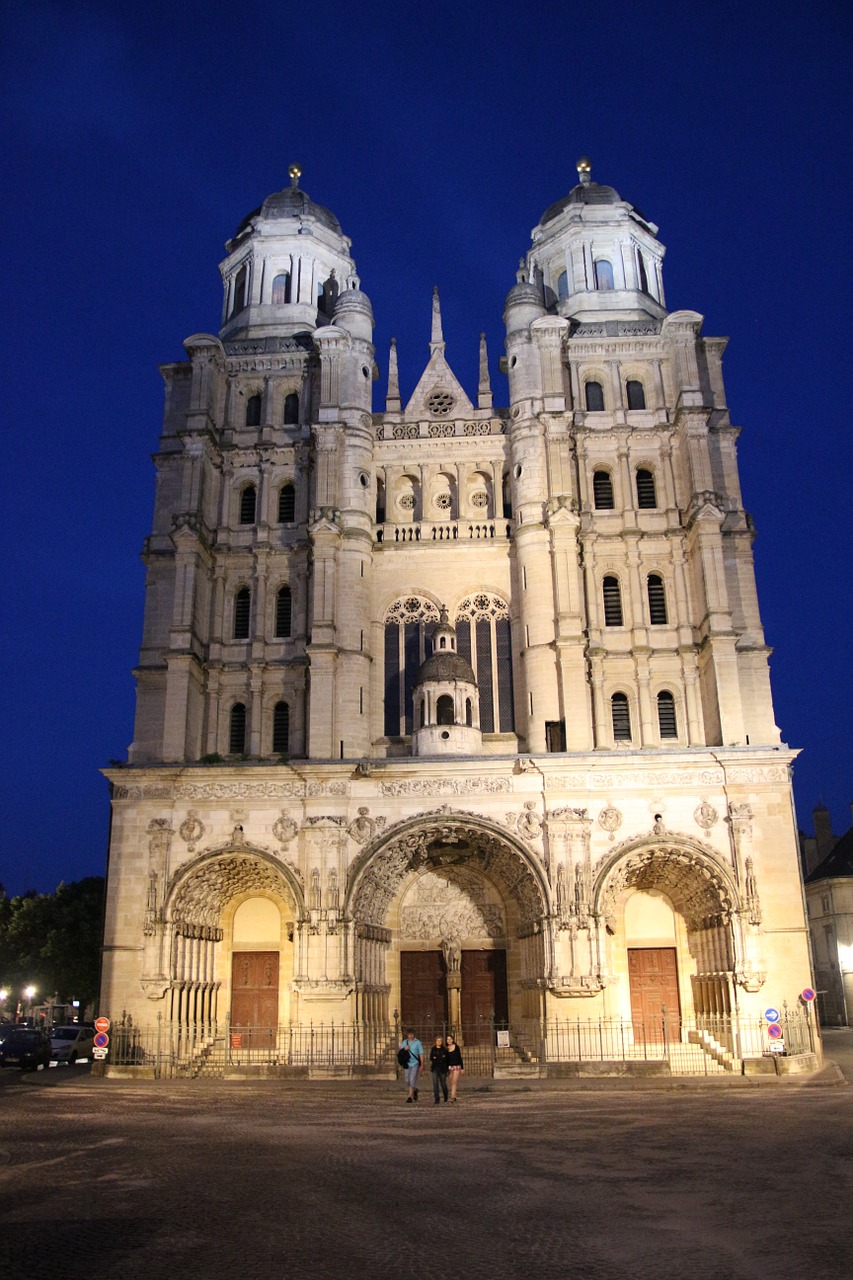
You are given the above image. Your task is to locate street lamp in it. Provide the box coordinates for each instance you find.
[23,985,36,1024]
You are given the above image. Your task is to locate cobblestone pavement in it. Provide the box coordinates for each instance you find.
[1,1070,850,1280]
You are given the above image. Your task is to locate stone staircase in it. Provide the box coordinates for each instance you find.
[687,1028,739,1073]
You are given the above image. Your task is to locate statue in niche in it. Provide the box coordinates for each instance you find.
[310,867,322,910]
[231,823,245,845]
[327,867,340,911]
[442,930,462,974]
[556,864,567,920]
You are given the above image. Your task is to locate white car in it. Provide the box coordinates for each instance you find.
[50,1025,96,1063]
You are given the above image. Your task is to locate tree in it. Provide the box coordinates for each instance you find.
[0,878,104,1013]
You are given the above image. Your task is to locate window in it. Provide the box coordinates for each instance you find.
[278,484,295,523]
[275,586,292,638]
[636,469,657,509]
[229,702,246,753]
[465,698,473,727]
[647,574,668,625]
[594,259,614,290]
[593,470,615,509]
[376,478,386,523]
[657,690,678,739]
[239,485,257,525]
[602,576,623,627]
[271,272,291,304]
[456,593,514,733]
[384,597,440,736]
[637,252,649,294]
[611,693,632,741]
[502,472,512,518]
[585,381,605,412]
[626,380,646,410]
[437,695,454,725]
[556,270,569,301]
[284,393,299,425]
[245,394,262,427]
[234,588,251,639]
[545,720,566,752]
[272,701,290,753]
[230,265,247,317]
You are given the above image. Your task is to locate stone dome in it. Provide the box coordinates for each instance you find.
[229,173,343,246]
[416,650,477,685]
[540,180,623,225]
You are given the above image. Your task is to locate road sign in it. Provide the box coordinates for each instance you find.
[94,1032,110,1048]
[768,1040,785,1054]
[92,1047,108,1060]
[94,1017,111,1033]
[767,1023,784,1039]
[801,987,816,1003]
[764,1007,780,1023]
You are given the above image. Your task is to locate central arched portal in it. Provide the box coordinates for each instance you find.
[348,812,550,1040]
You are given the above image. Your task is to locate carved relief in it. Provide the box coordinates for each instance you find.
[598,806,622,840]
[694,801,718,831]
[272,811,299,845]
[348,807,387,844]
[399,867,506,944]
[504,801,543,842]
[178,811,205,851]
[596,846,735,934]
[170,853,298,931]
[176,781,304,800]
[380,777,511,796]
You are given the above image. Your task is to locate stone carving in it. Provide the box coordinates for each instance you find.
[399,867,505,944]
[309,868,322,910]
[327,867,340,911]
[597,847,735,934]
[505,801,542,842]
[548,768,725,791]
[113,784,175,801]
[171,854,297,931]
[231,824,246,845]
[178,811,205,851]
[306,781,348,796]
[176,781,303,800]
[694,801,718,830]
[598,806,622,840]
[728,802,754,830]
[725,766,787,784]
[305,815,346,826]
[743,856,762,926]
[272,812,299,845]
[380,777,511,796]
[348,806,386,844]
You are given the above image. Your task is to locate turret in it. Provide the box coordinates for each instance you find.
[412,609,482,757]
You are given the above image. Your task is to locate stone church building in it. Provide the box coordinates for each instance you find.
[101,161,813,1068]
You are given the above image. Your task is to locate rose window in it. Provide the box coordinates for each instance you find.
[435,493,452,510]
[426,390,454,416]
[471,491,489,508]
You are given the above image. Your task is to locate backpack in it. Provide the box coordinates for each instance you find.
[396,1046,411,1067]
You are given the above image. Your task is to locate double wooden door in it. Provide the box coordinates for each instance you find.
[400,951,447,1034]
[400,949,508,1042]
[231,951,279,1032]
[627,947,681,1041]
[461,950,508,1042]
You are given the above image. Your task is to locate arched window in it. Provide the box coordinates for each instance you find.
[593,470,615,509]
[376,477,386,523]
[636,469,657,509]
[275,586,292,638]
[657,691,678,739]
[437,695,454,725]
[602,576,623,627]
[502,472,512,519]
[246,394,262,427]
[611,692,632,742]
[594,259,614,290]
[239,484,257,525]
[383,597,441,737]
[455,594,514,734]
[278,484,295,523]
[465,698,472,727]
[272,701,290,753]
[585,381,605,412]
[647,574,668,625]
[626,380,646,410]
[271,272,291,304]
[284,393,299,425]
[229,702,247,753]
[234,588,251,639]
[230,265,247,317]
[556,270,569,301]
[637,253,649,294]
[419,699,426,729]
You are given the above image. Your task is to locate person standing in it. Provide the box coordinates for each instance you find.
[445,1033,464,1102]
[400,1028,424,1103]
[429,1034,449,1104]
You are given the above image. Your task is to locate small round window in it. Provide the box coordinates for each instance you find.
[426,390,454,416]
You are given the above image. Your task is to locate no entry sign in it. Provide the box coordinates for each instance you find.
[94,1017,111,1033]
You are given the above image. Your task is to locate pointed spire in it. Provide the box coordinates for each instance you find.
[477,332,493,409]
[385,337,401,412]
[429,286,445,355]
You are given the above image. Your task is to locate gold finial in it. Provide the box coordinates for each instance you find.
[577,156,591,185]
[288,163,302,187]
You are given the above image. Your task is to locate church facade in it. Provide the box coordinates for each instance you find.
[101,161,813,1069]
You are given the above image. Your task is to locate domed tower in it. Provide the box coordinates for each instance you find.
[412,609,482,757]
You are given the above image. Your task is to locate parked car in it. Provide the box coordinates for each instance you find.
[50,1025,96,1063]
[0,1026,52,1070]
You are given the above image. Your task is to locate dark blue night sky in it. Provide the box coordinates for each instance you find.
[1,1,850,895]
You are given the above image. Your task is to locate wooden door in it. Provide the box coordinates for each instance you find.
[400,951,447,1036]
[231,951,279,1034]
[628,947,681,1042]
[461,950,508,1043]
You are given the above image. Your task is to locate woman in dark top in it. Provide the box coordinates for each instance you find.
[429,1034,449,1103]
[445,1033,464,1102]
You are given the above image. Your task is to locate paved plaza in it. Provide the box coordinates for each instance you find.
[1,1055,851,1280]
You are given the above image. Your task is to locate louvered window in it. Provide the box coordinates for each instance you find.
[234,588,251,639]
[626,380,646,410]
[278,484,295,523]
[611,693,632,742]
[284,393,299,425]
[585,381,605,412]
[272,701,290,753]
[593,470,615,509]
[647,575,668,625]
[603,576,623,627]
[239,485,257,524]
[229,702,246,753]
[636,469,657,509]
[657,691,678,739]
[246,394,262,426]
[275,587,292,638]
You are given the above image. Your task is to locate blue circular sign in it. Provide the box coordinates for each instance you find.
[764,1007,780,1023]
[94,1032,109,1048]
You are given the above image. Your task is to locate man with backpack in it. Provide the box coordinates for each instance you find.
[398,1028,424,1103]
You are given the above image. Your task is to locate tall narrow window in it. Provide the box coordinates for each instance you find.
[383,597,440,737]
[284,393,299,425]
[594,259,614,290]
[456,594,514,734]
[636,468,657,509]
[231,265,247,317]
[626,380,646,410]
[502,472,512,518]
[647,574,668,625]
[278,484,295,523]
[437,695,454,725]
[239,484,257,524]
[611,692,632,741]
[229,702,246,753]
[637,253,649,293]
[585,381,605,412]
[556,270,569,300]
[376,478,386,523]
[246,394,262,426]
[275,586,292,638]
[234,588,251,639]
[271,272,291,304]
[657,691,678,739]
[593,470,615,509]
[602,576,623,627]
[272,701,290,753]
